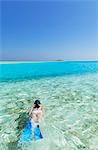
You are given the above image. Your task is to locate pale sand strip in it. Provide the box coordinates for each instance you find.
[0,60,97,64]
[0,61,64,64]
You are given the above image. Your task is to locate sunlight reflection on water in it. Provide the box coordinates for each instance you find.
[0,73,98,150]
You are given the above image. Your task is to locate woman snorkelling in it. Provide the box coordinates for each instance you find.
[19,100,44,142]
[29,100,44,128]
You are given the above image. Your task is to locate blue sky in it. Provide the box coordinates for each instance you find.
[1,0,98,61]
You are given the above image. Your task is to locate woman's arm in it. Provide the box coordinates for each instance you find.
[41,105,45,116]
[29,106,33,117]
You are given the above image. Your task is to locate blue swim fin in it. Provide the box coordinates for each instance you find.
[35,125,43,140]
[19,120,33,142]
[19,120,43,143]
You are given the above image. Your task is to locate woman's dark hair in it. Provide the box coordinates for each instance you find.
[34,100,41,108]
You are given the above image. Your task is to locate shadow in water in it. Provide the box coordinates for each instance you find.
[15,112,29,133]
[7,112,29,150]
[7,141,21,150]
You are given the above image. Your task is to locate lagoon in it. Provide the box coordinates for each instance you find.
[0,61,98,150]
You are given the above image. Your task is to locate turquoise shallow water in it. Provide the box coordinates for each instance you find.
[0,62,98,150]
[0,61,98,81]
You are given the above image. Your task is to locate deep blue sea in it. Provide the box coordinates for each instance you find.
[0,61,98,150]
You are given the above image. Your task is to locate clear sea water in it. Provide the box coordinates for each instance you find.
[0,61,98,150]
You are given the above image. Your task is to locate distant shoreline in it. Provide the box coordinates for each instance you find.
[0,60,98,64]
[0,60,64,64]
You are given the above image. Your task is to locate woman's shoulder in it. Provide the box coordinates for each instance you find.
[40,104,44,110]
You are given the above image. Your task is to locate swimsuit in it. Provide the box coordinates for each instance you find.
[33,109,42,114]
[31,108,42,126]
